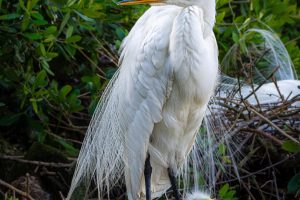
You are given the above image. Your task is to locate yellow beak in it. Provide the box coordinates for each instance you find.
[118,0,163,5]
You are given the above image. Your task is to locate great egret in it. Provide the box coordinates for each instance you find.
[67,0,218,200]
[236,80,300,106]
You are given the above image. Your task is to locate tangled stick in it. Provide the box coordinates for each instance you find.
[0,155,74,168]
[0,179,35,200]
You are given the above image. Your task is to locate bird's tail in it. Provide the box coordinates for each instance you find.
[178,104,241,197]
[67,70,125,200]
[222,27,297,83]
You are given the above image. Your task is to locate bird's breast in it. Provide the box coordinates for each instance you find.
[169,5,219,106]
[149,6,219,170]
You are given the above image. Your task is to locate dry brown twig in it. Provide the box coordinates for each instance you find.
[0,155,74,168]
[246,104,299,144]
[59,191,66,200]
[0,179,35,200]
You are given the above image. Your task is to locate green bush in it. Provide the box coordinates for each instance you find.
[216,0,300,77]
[0,0,146,154]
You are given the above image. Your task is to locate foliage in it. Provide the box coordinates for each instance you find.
[218,183,237,200]
[5,197,19,200]
[0,0,299,199]
[288,172,300,195]
[0,0,146,154]
[216,0,300,79]
[282,140,300,153]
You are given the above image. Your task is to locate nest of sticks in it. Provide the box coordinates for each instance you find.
[210,78,300,200]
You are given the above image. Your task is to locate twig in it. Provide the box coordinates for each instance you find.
[46,130,82,145]
[271,77,285,102]
[26,173,29,197]
[217,155,291,184]
[240,180,256,200]
[285,35,300,45]
[272,170,280,200]
[243,128,283,145]
[0,155,74,168]
[243,66,279,101]
[77,48,106,78]
[0,179,35,200]
[48,123,86,135]
[251,176,266,200]
[247,105,299,144]
[59,191,66,200]
[89,31,119,66]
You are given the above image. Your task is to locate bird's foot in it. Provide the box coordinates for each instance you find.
[168,168,181,200]
[144,154,152,200]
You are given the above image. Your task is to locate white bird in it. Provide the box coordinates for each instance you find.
[67,0,218,200]
[238,80,300,107]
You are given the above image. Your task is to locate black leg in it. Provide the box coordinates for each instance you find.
[168,168,181,200]
[144,154,152,200]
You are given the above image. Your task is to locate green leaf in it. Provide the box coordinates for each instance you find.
[74,10,96,23]
[58,11,70,36]
[30,99,39,114]
[23,32,43,40]
[218,143,226,156]
[60,85,72,100]
[44,34,56,43]
[66,0,77,7]
[44,26,57,35]
[0,13,21,20]
[282,140,300,153]
[27,0,39,11]
[31,130,47,143]
[219,184,230,197]
[45,52,59,59]
[41,60,54,76]
[57,139,79,157]
[35,70,48,87]
[216,11,226,23]
[49,0,68,6]
[19,0,27,12]
[66,26,74,38]
[82,9,104,18]
[65,35,82,43]
[32,19,48,26]
[218,183,237,200]
[21,15,30,31]
[288,173,300,194]
[39,43,46,56]
[104,68,117,79]
[31,12,44,20]
[0,113,22,126]
[115,27,126,40]
[0,26,17,33]
[232,32,240,43]
[67,91,83,112]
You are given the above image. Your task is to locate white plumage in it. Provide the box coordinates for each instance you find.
[238,80,300,106]
[185,191,214,200]
[68,1,218,200]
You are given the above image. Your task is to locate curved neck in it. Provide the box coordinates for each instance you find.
[196,1,216,28]
[165,0,216,28]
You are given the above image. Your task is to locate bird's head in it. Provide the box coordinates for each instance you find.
[118,0,215,8]
[118,0,216,28]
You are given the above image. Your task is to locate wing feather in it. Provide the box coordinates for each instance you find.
[117,6,181,199]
